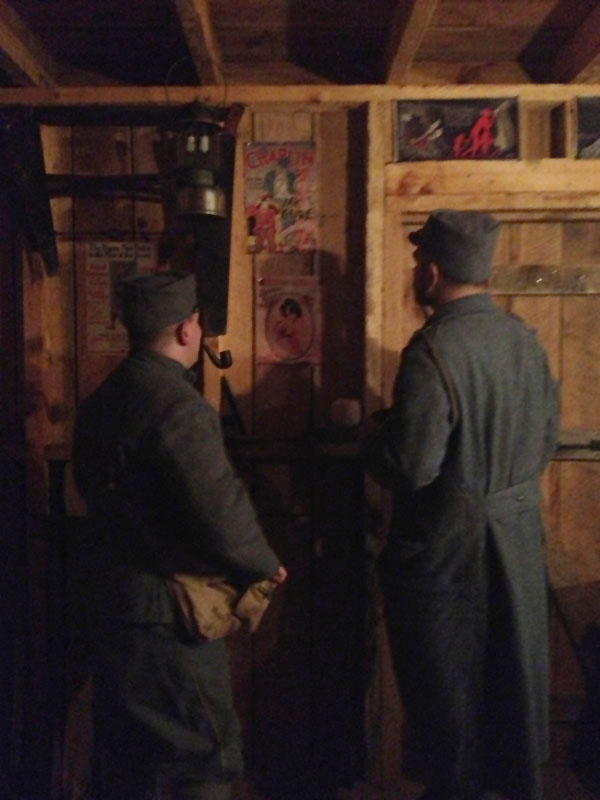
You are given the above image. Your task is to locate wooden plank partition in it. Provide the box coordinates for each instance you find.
[6,82,600,799]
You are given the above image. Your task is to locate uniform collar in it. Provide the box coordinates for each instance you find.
[128,349,199,385]
[426,292,495,325]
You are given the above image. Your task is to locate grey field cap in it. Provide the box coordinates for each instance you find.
[118,271,199,334]
[409,209,500,283]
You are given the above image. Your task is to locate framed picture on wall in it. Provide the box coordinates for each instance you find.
[395,98,519,161]
[255,276,322,365]
[244,142,318,254]
[576,97,600,158]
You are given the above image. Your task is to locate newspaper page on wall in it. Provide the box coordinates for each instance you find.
[244,142,318,254]
[256,276,322,365]
[84,240,158,354]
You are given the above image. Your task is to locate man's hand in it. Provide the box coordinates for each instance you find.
[270,565,288,585]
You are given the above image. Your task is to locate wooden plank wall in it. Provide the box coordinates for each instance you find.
[22,89,600,799]
[72,125,165,400]
[30,123,174,799]
[221,106,367,799]
[17,125,77,798]
[214,106,363,437]
[226,108,319,800]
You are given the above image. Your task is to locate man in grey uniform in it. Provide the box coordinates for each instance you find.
[73,271,286,800]
[365,211,559,800]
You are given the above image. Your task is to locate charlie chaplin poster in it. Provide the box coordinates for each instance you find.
[576,97,600,158]
[395,98,519,161]
[244,142,318,253]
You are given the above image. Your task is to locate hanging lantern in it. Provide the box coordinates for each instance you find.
[157,102,244,337]
[169,101,228,218]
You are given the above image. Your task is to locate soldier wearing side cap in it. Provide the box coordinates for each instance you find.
[365,211,559,800]
[72,271,286,800]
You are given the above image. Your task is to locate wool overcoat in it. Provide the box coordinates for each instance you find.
[366,294,559,800]
[72,349,280,790]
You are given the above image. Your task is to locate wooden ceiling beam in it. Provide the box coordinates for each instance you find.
[384,0,440,84]
[0,0,56,87]
[172,0,224,85]
[552,3,600,83]
[3,84,600,110]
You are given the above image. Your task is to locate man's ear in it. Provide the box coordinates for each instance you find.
[429,262,443,292]
[175,319,189,346]
[176,314,201,346]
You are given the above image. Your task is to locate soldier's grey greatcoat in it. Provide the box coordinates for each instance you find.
[366,294,559,800]
[73,349,280,796]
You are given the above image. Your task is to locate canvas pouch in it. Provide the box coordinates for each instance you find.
[165,570,277,640]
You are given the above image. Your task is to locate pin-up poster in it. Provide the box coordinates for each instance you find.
[256,276,322,364]
[395,98,519,161]
[84,240,158,354]
[245,142,318,253]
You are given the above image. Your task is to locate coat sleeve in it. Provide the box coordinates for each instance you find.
[147,396,281,582]
[364,336,453,492]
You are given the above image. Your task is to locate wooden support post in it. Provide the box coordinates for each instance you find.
[384,0,440,84]
[171,0,225,85]
[0,0,56,87]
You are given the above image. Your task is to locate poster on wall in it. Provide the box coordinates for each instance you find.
[395,98,519,161]
[244,141,318,254]
[256,276,322,365]
[576,97,600,158]
[84,240,158,354]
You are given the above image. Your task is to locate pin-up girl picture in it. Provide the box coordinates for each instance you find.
[266,295,314,362]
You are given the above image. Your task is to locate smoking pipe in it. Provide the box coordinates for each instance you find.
[202,343,233,369]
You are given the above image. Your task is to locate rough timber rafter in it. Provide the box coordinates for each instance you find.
[0,0,56,87]
[552,3,600,83]
[384,0,440,84]
[3,84,600,111]
[172,0,225,85]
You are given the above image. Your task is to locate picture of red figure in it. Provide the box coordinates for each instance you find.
[452,132,468,158]
[395,98,517,161]
[266,296,314,362]
[251,194,278,252]
[453,107,499,158]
